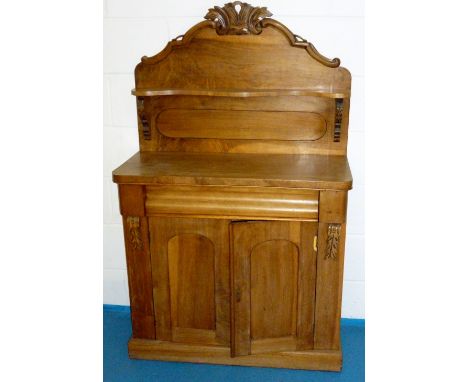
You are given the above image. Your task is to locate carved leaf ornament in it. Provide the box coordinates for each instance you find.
[127,217,143,250]
[325,224,341,260]
[205,1,273,35]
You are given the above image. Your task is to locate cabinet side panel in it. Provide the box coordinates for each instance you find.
[122,215,155,339]
[314,222,346,349]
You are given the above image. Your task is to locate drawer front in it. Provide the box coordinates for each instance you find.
[145,186,318,221]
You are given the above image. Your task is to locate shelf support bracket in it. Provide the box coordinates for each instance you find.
[334,98,344,142]
[137,97,151,140]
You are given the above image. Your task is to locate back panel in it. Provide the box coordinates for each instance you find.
[133,14,351,155]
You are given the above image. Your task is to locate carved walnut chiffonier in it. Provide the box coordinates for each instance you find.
[112,2,352,372]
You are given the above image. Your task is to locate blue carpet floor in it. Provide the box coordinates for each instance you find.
[104,305,364,382]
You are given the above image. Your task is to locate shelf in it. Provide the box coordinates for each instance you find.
[112,151,353,190]
[131,88,349,99]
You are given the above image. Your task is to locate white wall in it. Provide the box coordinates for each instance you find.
[103,0,364,318]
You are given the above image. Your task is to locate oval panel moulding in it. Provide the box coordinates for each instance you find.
[156,109,327,141]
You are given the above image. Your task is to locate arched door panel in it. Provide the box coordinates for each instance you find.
[250,240,298,340]
[149,217,230,346]
[231,220,318,356]
[168,234,215,330]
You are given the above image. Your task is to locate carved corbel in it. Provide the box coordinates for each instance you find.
[137,97,151,140]
[325,224,341,260]
[127,216,143,250]
[334,99,344,142]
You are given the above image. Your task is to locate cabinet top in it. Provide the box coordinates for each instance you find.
[112,152,352,190]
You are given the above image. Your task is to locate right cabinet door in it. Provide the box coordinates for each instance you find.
[230,220,318,356]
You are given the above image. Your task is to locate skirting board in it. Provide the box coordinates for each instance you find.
[104,304,364,372]
[128,338,342,371]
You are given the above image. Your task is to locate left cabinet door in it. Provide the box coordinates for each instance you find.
[148,217,231,347]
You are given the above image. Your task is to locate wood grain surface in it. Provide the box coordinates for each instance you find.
[113,152,352,190]
[156,109,327,141]
[145,185,319,221]
[230,221,318,356]
[149,217,231,346]
[128,338,342,371]
[114,2,352,371]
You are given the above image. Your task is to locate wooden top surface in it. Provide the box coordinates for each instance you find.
[112,152,352,190]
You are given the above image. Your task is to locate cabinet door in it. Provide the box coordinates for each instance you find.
[149,217,230,346]
[230,220,318,356]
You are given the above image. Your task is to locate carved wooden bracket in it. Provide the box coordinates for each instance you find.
[137,97,151,140]
[205,2,272,35]
[127,216,143,250]
[334,99,344,142]
[325,224,341,260]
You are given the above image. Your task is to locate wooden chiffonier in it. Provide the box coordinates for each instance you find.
[112,2,352,372]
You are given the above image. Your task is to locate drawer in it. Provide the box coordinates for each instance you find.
[145,185,318,221]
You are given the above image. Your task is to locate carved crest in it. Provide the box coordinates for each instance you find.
[205,2,272,35]
[325,224,341,260]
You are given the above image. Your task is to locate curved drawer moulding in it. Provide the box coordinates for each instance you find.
[156,109,328,141]
[145,186,319,221]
